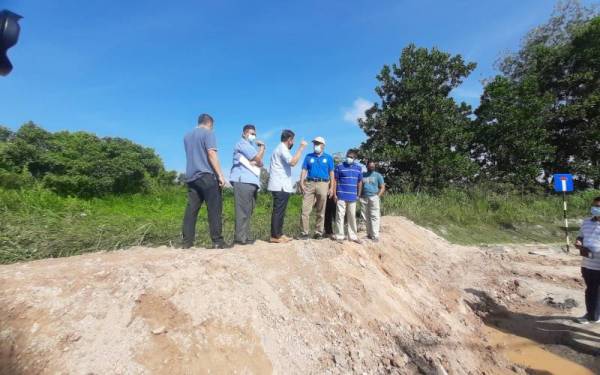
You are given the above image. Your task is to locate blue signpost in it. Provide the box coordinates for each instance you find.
[553,174,574,252]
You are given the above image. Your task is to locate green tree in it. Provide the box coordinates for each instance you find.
[473,76,554,189]
[487,1,600,188]
[260,167,269,191]
[0,122,176,196]
[534,16,600,188]
[359,44,477,192]
[2,122,53,177]
[176,172,187,185]
[0,125,12,142]
[498,0,597,80]
[0,126,13,170]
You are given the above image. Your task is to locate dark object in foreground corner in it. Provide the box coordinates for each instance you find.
[0,10,23,76]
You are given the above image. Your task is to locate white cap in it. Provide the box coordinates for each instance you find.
[312,136,326,145]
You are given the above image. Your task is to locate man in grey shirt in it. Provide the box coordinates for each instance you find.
[181,113,230,249]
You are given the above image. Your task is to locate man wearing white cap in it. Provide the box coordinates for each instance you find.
[299,136,335,239]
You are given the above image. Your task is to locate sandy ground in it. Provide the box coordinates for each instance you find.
[0,216,598,374]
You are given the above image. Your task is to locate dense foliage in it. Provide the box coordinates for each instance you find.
[361,1,600,192]
[477,1,600,190]
[0,122,176,197]
[359,44,477,191]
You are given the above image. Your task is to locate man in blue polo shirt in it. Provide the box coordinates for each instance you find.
[333,149,363,243]
[299,136,335,239]
[230,124,266,245]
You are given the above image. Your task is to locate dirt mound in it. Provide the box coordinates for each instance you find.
[0,217,593,374]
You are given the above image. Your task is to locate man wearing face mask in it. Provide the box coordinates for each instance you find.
[360,160,385,242]
[230,124,265,245]
[575,196,600,324]
[299,137,335,240]
[268,130,308,243]
[332,149,363,244]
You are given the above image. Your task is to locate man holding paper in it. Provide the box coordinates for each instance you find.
[230,124,265,245]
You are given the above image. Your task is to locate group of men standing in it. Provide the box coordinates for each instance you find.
[181,113,385,249]
[299,146,385,243]
[183,113,600,328]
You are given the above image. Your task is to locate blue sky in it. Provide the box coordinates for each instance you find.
[1,0,594,178]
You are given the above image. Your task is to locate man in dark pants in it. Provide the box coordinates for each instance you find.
[181,114,230,249]
[324,197,337,238]
[324,153,343,238]
[230,124,265,245]
[267,130,307,243]
[575,196,600,324]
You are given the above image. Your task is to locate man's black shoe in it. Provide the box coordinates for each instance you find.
[211,241,233,249]
[180,243,193,249]
[234,239,256,246]
[313,233,323,240]
[298,234,310,240]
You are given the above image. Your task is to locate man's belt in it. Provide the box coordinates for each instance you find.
[307,178,329,182]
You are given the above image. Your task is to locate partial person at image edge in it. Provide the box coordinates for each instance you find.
[575,196,600,324]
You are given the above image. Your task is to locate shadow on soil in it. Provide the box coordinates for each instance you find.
[465,289,600,375]
[465,289,600,357]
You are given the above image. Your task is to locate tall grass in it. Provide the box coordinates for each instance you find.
[2,186,598,264]
[0,186,302,264]
[382,188,599,244]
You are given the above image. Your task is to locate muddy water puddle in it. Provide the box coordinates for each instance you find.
[485,326,595,375]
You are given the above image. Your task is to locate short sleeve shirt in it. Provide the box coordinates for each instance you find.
[302,152,334,180]
[580,217,600,271]
[184,127,217,182]
[229,138,260,186]
[268,142,294,193]
[334,163,363,202]
[361,171,384,197]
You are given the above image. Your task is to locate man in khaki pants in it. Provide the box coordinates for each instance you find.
[333,149,363,244]
[359,160,385,242]
[299,137,335,240]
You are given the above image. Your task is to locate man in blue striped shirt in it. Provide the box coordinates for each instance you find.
[333,149,363,243]
[575,196,600,324]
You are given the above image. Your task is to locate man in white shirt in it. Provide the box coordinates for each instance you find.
[268,130,307,243]
[575,196,600,324]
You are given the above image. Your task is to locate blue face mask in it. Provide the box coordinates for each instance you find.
[592,206,600,217]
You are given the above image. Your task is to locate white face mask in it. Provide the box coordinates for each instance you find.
[314,144,322,153]
[346,157,354,164]
[247,134,256,142]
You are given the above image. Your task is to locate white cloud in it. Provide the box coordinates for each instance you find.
[260,127,279,141]
[343,97,373,124]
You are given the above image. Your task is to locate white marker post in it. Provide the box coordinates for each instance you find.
[561,177,570,253]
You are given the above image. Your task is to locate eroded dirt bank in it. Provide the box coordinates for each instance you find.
[1,217,598,374]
